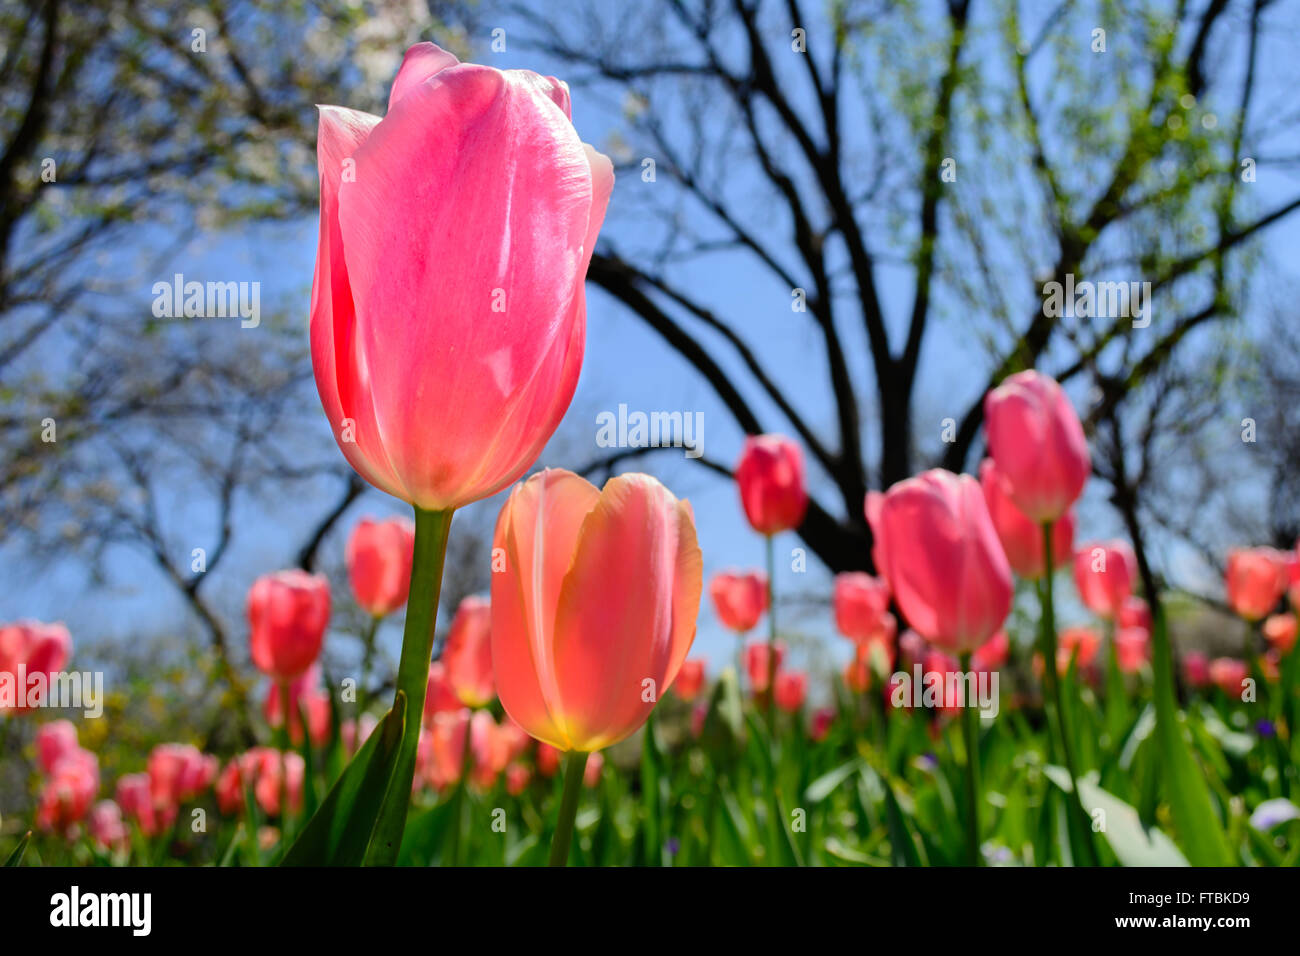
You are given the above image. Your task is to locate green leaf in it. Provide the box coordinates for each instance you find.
[396,795,459,866]
[1046,769,1189,866]
[805,757,864,805]
[1149,609,1236,865]
[3,830,31,867]
[281,691,406,867]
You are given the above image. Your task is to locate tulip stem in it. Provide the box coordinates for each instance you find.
[358,615,380,713]
[958,652,982,866]
[1040,522,1099,866]
[764,534,777,722]
[549,750,590,866]
[365,506,454,866]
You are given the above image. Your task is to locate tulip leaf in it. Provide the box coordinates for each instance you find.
[804,757,864,804]
[1148,609,1236,865]
[280,691,405,867]
[3,830,31,867]
[396,794,459,866]
[1045,769,1189,866]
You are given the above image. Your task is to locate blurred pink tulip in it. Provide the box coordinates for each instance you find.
[248,570,329,682]
[866,469,1013,655]
[443,596,495,708]
[491,470,701,752]
[1073,541,1138,619]
[708,569,768,633]
[673,658,706,701]
[311,43,612,511]
[36,748,98,833]
[1209,658,1249,699]
[809,707,836,741]
[424,660,461,723]
[583,750,604,788]
[1264,613,1298,655]
[88,800,127,852]
[117,772,164,835]
[536,741,561,778]
[774,670,807,713]
[35,720,79,774]
[983,370,1090,523]
[0,620,71,712]
[1182,651,1211,689]
[147,743,217,809]
[1056,626,1101,675]
[972,631,1011,673]
[833,572,893,641]
[979,458,1075,579]
[505,762,532,796]
[1225,548,1289,621]
[1118,596,1153,633]
[264,664,332,746]
[1114,627,1150,674]
[425,708,471,791]
[341,713,379,756]
[735,434,808,535]
[346,516,415,617]
[745,640,785,694]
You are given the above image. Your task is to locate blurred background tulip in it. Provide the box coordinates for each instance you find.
[979,459,1075,580]
[247,570,329,683]
[1073,541,1138,620]
[442,596,495,708]
[346,516,415,618]
[708,570,768,633]
[734,434,808,535]
[1225,547,1289,621]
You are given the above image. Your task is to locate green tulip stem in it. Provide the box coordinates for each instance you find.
[549,750,590,866]
[959,651,981,866]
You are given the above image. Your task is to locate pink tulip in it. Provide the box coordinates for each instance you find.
[673,658,706,702]
[0,620,71,712]
[1118,596,1153,633]
[505,762,532,796]
[809,707,836,742]
[36,748,98,833]
[311,43,612,511]
[424,661,461,723]
[1225,548,1289,621]
[1264,613,1298,655]
[264,665,332,746]
[1056,626,1101,675]
[745,640,786,694]
[147,743,217,808]
[536,742,561,778]
[1209,657,1249,699]
[491,469,702,752]
[979,459,1075,579]
[424,708,472,791]
[583,750,604,788]
[735,434,808,535]
[341,713,379,756]
[774,670,807,713]
[972,631,1011,673]
[1073,541,1138,619]
[690,701,708,738]
[346,516,415,617]
[833,572,893,641]
[865,469,1013,655]
[443,596,495,708]
[248,570,329,682]
[35,720,79,774]
[117,773,164,835]
[983,369,1090,523]
[1182,651,1211,689]
[708,569,768,633]
[88,800,127,852]
[898,629,928,669]
[1114,627,1150,673]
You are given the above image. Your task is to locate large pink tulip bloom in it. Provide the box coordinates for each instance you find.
[311,43,613,511]
[442,596,495,708]
[708,569,768,633]
[735,435,808,535]
[1073,541,1138,620]
[491,469,702,752]
[1225,547,1289,622]
[346,516,415,617]
[984,370,1090,523]
[247,570,330,682]
[865,470,1013,655]
[979,458,1075,580]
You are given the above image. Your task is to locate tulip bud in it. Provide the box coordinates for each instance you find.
[247,570,330,682]
[735,434,808,535]
[346,516,415,617]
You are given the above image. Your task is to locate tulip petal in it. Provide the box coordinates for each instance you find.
[387,42,459,110]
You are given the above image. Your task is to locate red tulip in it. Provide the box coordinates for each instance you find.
[1263,614,1298,655]
[833,572,892,642]
[88,800,127,852]
[117,773,164,835]
[423,708,471,791]
[147,743,217,808]
[443,596,495,708]
[673,658,706,701]
[36,748,98,833]
[1114,627,1150,673]
[248,570,329,682]
[536,741,561,778]
[0,620,71,712]
[865,470,1013,655]
[1225,548,1289,621]
[979,459,1075,579]
[1182,651,1211,689]
[491,470,702,752]
[345,516,415,617]
[745,640,785,694]
[809,707,836,742]
[1208,657,1249,699]
[735,434,808,535]
[1118,596,1153,633]
[708,569,768,633]
[774,670,807,713]
[311,43,612,511]
[424,661,461,722]
[983,369,1090,523]
[264,665,332,746]
[1073,541,1138,619]
[35,720,79,774]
